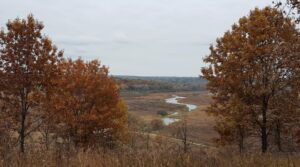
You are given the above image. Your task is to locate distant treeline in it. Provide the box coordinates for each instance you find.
[113,75,207,92]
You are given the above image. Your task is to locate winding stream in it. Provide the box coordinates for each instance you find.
[162,95,197,125]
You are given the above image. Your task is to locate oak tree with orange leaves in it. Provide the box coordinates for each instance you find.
[0,15,63,153]
[55,59,128,147]
[202,7,300,152]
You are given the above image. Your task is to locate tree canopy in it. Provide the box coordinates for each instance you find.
[55,59,128,147]
[0,15,63,153]
[202,7,300,152]
[0,15,128,153]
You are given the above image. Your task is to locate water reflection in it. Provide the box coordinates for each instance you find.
[162,95,197,125]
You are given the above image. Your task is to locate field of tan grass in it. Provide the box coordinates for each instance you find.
[122,91,217,146]
[3,145,300,167]
[1,91,299,167]
[123,92,187,124]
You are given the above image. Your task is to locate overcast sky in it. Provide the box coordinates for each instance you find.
[0,0,271,76]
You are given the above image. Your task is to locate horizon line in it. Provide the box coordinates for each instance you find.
[111,74,203,78]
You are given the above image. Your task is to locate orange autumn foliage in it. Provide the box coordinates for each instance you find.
[0,15,63,153]
[0,15,128,152]
[202,7,300,152]
[55,59,128,147]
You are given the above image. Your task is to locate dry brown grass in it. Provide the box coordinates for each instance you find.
[123,92,187,124]
[1,125,299,167]
[124,91,217,146]
[1,146,300,167]
[176,91,212,106]
[124,91,218,162]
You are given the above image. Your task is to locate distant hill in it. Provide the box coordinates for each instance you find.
[113,75,207,92]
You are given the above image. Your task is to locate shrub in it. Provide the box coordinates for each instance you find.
[151,119,164,131]
[157,110,168,117]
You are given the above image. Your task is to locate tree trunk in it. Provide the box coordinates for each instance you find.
[261,97,268,153]
[275,119,282,151]
[238,125,244,153]
[20,109,26,153]
[182,121,188,153]
[261,125,267,153]
[19,88,28,153]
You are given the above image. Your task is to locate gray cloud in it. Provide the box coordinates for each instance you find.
[0,0,271,76]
